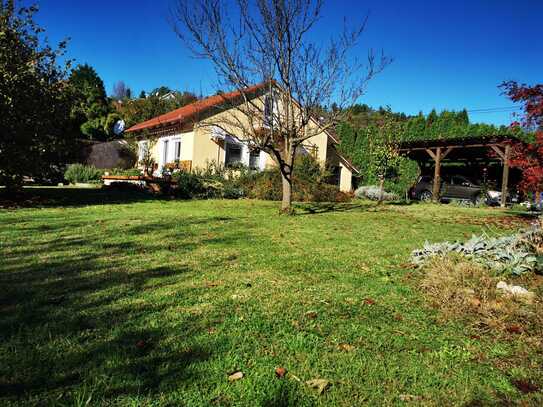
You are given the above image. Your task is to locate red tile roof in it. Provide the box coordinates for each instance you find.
[126,82,269,133]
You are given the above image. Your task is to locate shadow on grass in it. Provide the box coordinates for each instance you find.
[294,201,372,215]
[0,213,249,403]
[386,200,417,206]
[503,209,541,220]
[0,186,161,209]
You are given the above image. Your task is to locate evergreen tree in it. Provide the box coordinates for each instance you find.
[427,109,438,127]
[457,109,469,125]
[69,64,111,140]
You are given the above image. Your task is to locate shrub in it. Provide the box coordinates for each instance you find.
[168,155,349,203]
[172,171,206,199]
[246,169,282,200]
[355,185,398,201]
[311,183,351,202]
[64,164,104,184]
[245,155,349,203]
[412,223,543,276]
[106,168,141,177]
[222,183,245,199]
[385,157,420,199]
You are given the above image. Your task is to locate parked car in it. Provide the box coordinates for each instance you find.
[410,175,503,205]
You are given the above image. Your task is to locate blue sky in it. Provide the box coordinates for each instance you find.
[35,0,542,125]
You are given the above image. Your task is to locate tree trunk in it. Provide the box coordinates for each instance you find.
[281,172,292,213]
[278,147,295,214]
[378,176,385,205]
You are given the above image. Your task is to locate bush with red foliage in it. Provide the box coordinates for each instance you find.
[500,81,543,192]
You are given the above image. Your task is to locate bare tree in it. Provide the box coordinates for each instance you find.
[112,80,131,100]
[171,0,390,212]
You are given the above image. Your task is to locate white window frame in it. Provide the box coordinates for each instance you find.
[225,140,243,167]
[138,140,149,162]
[162,139,169,167]
[173,139,182,161]
[248,148,261,170]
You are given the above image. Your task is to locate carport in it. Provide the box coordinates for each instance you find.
[399,136,516,207]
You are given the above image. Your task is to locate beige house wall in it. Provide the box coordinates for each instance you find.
[139,130,195,170]
[339,162,353,192]
[137,90,355,191]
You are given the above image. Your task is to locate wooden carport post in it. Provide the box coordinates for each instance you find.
[425,147,450,202]
[432,147,442,202]
[491,144,511,208]
[423,147,455,202]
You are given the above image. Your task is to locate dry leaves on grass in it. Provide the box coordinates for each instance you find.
[305,311,318,319]
[399,394,423,402]
[275,367,287,378]
[305,379,330,394]
[228,371,244,382]
[512,379,540,394]
[337,343,356,352]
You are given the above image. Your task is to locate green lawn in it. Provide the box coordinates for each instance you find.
[0,188,540,406]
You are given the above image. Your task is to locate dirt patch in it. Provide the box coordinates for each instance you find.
[472,215,536,228]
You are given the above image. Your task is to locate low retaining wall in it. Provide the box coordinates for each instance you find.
[101,175,178,192]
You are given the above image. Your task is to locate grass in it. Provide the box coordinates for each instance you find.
[0,187,541,406]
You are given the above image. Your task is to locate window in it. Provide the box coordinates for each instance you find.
[452,176,472,186]
[249,149,260,170]
[162,140,169,165]
[225,142,242,167]
[174,140,181,161]
[138,141,148,161]
[419,176,432,183]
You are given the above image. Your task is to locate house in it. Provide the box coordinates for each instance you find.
[125,82,358,192]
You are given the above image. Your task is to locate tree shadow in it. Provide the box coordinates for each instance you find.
[503,209,540,220]
[0,186,161,209]
[0,213,251,403]
[386,200,416,206]
[294,201,371,215]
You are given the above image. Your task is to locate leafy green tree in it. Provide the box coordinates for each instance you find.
[69,63,110,140]
[386,157,420,200]
[103,112,123,137]
[0,0,76,192]
[366,117,403,203]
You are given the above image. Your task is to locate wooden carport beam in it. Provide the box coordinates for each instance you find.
[424,147,454,202]
[425,147,441,202]
[490,144,511,208]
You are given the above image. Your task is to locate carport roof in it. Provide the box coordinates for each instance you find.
[399,135,517,163]
[398,135,516,150]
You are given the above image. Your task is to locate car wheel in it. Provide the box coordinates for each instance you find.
[419,190,433,202]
